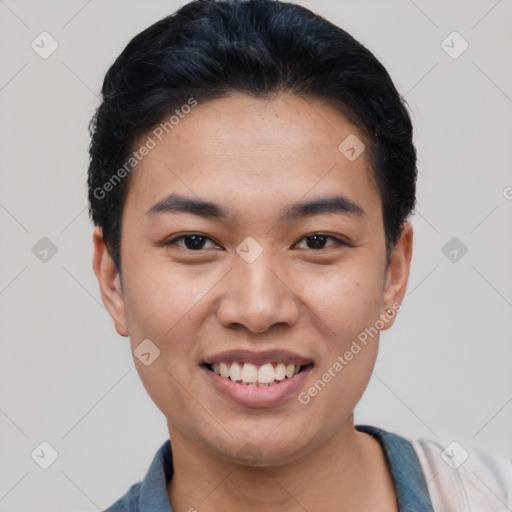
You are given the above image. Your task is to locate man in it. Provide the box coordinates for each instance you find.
[88,1,512,510]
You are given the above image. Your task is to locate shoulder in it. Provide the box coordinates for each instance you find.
[102,481,142,512]
[101,438,173,512]
[410,436,512,511]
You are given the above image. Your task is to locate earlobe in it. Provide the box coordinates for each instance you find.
[92,227,130,337]
[381,221,413,329]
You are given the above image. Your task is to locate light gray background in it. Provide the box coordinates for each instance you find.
[1,0,511,510]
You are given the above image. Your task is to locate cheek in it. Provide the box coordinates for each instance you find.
[295,258,384,424]
[296,258,384,341]
[120,263,206,417]
[122,258,214,342]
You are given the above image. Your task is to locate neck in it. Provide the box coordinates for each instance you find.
[166,416,398,512]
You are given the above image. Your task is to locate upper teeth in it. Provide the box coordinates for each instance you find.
[211,362,301,385]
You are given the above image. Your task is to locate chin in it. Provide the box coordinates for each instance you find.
[203,424,321,468]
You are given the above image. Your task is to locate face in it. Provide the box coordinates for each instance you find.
[93,92,412,466]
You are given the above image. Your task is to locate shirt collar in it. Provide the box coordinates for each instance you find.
[137,438,174,511]
[356,424,434,511]
[137,425,433,511]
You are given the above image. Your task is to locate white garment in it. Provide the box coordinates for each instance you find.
[411,437,512,511]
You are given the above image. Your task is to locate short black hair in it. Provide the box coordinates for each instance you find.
[87,0,417,272]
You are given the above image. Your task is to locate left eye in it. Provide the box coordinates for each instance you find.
[295,234,345,250]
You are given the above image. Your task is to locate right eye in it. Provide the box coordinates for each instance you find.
[164,233,220,251]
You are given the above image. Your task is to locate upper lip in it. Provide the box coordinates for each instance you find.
[202,349,313,366]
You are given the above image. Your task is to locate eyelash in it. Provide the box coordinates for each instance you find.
[164,233,348,251]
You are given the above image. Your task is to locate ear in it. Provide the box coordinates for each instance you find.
[380,221,413,330]
[92,226,129,337]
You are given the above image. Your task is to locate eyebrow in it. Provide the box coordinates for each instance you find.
[146,192,365,221]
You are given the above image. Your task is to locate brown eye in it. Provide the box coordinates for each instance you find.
[166,234,217,250]
[295,234,345,250]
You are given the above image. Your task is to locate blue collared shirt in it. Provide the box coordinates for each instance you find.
[103,424,434,511]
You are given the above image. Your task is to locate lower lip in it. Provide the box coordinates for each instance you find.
[201,365,312,407]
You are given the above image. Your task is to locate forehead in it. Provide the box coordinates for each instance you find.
[124,92,380,219]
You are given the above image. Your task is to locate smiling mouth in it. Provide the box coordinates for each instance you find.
[203,361,314,386]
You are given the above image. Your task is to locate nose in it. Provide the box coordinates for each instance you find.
[215,252,300,333]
